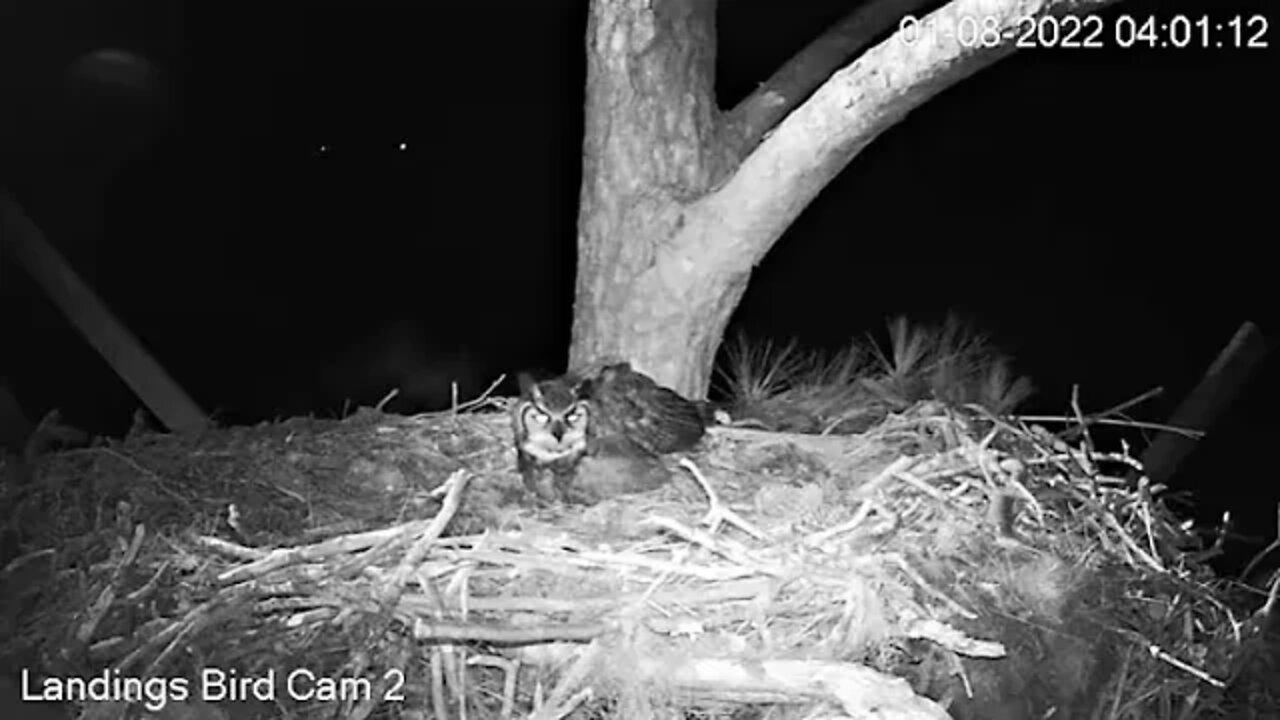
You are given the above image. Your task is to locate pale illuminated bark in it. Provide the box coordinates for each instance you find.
[569,0,1121,397]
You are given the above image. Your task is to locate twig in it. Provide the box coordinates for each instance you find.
[376,388,400,412]
[194,535,268,562]
[468,655,519,719]
[889,467,951,504]
[858,455,918,495]
[394,470,471,584]
[430,649,448,720]
[880,553,976,620]
[406,619,608,645]
[1134,477,1162,567]
[1263,569,1280,622]
[1092,385,1164,417]
[1239,529,1280,588]
[216,518,436,585]
[1069,385,1097,462]
[643,516,781,578]
[76,524,147,647]
[804,499,879,547]
[535,688,592,720]
[1185,510,1232,564]
[417,567,466,712]
[677,458,765,540]
[1102,511,1165,573]
[1113,628,1226,689]
[1016,415,1202,439]
[1044,385,1165,441]
[450,373,509,414]
[527,641,603,720]
[0,548,55,577]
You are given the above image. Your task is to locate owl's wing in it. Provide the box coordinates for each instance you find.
[592,364,707,455]
[639,384,707,452]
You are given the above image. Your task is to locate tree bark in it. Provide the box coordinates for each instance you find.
[570,0,1120,398]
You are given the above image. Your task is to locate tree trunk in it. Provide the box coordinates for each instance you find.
[569,0,1121,398]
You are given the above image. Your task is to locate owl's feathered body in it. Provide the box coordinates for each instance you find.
[580,363,708,457]
[511,362,709,505]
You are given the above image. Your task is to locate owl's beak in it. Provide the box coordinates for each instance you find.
[550,421,565,441]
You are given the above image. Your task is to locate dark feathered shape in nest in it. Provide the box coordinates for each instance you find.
[578,362,708,457]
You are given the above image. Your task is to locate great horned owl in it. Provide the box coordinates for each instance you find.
[511,362,709,505]
[511,372,591,504]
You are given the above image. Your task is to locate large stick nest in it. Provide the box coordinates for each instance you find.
[0,399,1276,720]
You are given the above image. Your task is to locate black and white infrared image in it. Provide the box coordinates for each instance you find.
[1,0,1276,718]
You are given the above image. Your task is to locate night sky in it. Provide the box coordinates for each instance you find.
[0,1,1275,565]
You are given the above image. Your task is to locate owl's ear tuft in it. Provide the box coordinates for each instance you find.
[574,377,596,399]
[517,373,543,402]
[516,373,535,391]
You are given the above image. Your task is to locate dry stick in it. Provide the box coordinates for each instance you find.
[0,547,55,578]
[889,466,952,504]
[394,469,471,585]
[408,620,608,645]
[1111,627,1226,689]
[196,535,267,562]
[1102,511,1164,573]
[1239,527,1280,588]
[1069,384,1098,465]
[644,516,781,578]
[124,560,170,605]
[678,457,766,540]
[430,651,448,720]
[443,373,508,415]
[456,544,751,582]
[1016,384,1201,439]
[1262,569,1280,624]
[468,655,520,720]
[378,467,476,694]
[1033,385,1166,441]
[376,388,400,412]
[134,588,255,680]
[875,553,976,620]
[1186,509,1233,564]
[1088,384,1165,418]
[73,524,147,655]
[413,566,465,716]
[542,689,593,720]
[803,498,878,547]
[527,640,604,720]
[1017,415,1202,438]
[803,455,918,547]
[216,518,436,585]
[1133,477,1165,566]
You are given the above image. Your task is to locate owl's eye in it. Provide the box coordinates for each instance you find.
[523,406,550,425]
[566,404,588,425]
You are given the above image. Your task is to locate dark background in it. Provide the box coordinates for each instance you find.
[0,0,1274,571]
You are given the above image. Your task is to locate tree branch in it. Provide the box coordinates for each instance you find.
[721,0,934,161]
[682,0,1122,277]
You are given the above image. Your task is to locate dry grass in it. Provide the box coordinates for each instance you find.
[714,333,814,407]
[717,314,1035,434]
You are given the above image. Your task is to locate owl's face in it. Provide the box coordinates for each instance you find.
[515,375,591,462]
